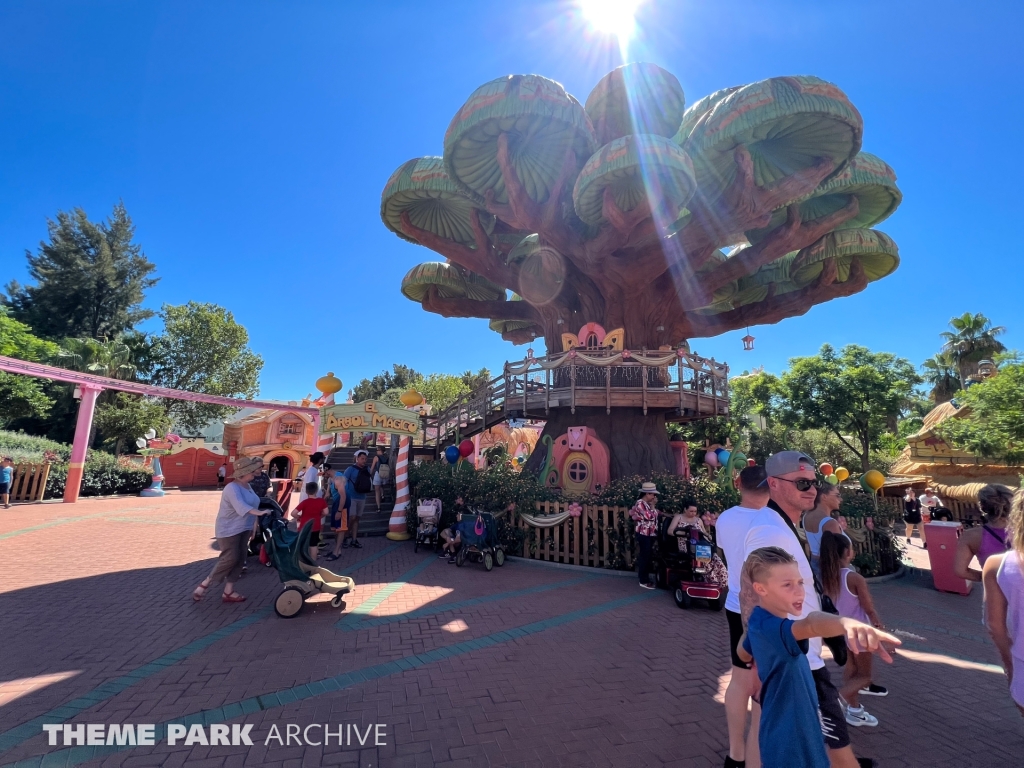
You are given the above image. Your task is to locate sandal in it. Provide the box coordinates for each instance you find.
[326,553,341,561]
[222,592,247,603]
[192,583,208,602]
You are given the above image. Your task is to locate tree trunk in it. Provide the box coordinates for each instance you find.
[524,406,677,482]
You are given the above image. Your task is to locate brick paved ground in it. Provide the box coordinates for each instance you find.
[0,493,1020,767]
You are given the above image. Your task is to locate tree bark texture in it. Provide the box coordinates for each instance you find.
[523,406,676,482]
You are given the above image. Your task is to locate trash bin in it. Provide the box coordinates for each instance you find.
[925,521,972,595]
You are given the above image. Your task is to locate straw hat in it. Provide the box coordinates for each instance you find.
[639,482,660,496]
[230,456,263,479]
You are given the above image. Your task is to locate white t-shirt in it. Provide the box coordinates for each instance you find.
[920,493,940,509]
[743,506,824,670]
[299,465,321,501]
[716,504,771,613]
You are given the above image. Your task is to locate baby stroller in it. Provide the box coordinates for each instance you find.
[258,498,355,618]
[414,498,442,553]
[454,510,505,571]
[656,516,726,611]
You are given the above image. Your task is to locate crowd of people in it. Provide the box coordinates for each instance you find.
[187,442,1024,764]
[193,445,395,601]
[630,451,1024,768]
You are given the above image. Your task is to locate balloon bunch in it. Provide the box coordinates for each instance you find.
[817,463,850,487]
[716,450,748,488]
[444,440,476,472]
[703,445,731,469]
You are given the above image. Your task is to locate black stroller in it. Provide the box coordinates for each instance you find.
[258,498,355,618]
[655,516,726,611]
[454,511,506,571]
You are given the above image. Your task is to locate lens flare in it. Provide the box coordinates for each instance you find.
[580,0,643,42]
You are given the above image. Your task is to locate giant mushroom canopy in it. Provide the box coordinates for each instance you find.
[381,62,902,352]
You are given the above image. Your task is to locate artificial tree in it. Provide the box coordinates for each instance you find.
[381,64,902,477]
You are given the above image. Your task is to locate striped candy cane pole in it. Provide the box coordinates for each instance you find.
[386,435,412,540]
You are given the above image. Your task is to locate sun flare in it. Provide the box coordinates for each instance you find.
[579,0,643,38]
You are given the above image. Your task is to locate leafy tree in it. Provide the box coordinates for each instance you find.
[461,368,492,391]
[0,309,59,425]
[351,364,421,402]
[940,312,1006,388]
[774,344,921,473]
[3,203,158,340]
[93,393,171,455]
[921,351,961,404]
[939,363,1024,464]
[52,337,136,381]
[149,302,263,434]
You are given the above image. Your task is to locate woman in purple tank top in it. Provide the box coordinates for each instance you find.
[955,484,1013,582]
[982,487,1024,717]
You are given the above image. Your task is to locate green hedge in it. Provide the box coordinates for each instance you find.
[0,429,151,498]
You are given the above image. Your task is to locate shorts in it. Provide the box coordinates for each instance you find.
[372,472,383,487]
[726,609,752,670]
[348,498,366,519]
[309,530,321,546]
[903,511,922,525]
[813,666,851,749]
[0,482,9,495]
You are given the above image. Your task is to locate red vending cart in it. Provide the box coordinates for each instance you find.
[925,521,972,595]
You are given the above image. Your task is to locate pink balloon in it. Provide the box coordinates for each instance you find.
[704,451,719,468]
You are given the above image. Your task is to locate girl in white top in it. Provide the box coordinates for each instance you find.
[983,487,1024,717]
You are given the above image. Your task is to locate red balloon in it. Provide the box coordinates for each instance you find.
[747,458,756,467]
[458,439,474,458]
[819,462,834,476]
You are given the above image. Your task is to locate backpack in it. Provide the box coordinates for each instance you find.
[351,464,373,494]
[378,463,391,482]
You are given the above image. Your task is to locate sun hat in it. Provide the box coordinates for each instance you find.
[639,482,660,495]
[229,456,263,479]
[765,451,816,478]
[354,449,369,458]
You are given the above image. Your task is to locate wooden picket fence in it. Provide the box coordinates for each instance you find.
[514,502,635,569]
[515,500,906,575]
[7,462,51,503]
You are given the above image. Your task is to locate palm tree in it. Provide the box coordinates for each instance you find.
[921,352,960,403]
[940,312,1006,387]
[53,337,136,380]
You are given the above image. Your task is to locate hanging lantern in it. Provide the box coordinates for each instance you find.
[741,328,755,351]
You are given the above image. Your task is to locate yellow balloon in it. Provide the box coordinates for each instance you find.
[863,470,885,492]
[400,389,424,407]
[834,467,850,482]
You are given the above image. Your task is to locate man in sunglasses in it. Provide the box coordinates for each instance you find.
[738,452,874,768]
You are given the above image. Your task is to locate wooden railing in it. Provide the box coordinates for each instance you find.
[515,501,905,575]
[8,462,51,503]
[421,347,730,451]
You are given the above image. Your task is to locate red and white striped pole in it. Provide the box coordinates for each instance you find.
[387,435,412,540]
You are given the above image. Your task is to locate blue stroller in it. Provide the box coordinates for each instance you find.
[454,510,506,571]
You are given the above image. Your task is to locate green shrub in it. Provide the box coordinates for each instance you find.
[0,429,151,498]
[589,473,739,514]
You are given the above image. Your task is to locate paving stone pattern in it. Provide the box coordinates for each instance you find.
[0,492,1020,767]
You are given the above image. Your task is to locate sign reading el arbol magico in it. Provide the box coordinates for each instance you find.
[320,400,420,436]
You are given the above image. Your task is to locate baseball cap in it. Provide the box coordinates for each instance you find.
[765,451,816,478]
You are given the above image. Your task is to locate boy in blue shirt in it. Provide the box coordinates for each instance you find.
[737,547,900,768]
[0,457,12,509]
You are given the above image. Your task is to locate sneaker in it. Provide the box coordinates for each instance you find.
[448,557,456,564]
[352,540,363,549]
[845,706,878,727]
[438,551,449,558]
[906,537,912,544]
[639,582,656,590]
[923,543,928,549]
[723,758,746,768]
[342,539,351,548]
[859,683,888,697]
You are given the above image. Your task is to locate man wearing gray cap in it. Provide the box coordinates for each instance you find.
[740,451,872,768]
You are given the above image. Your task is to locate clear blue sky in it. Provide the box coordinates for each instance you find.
[2,0,1021,400]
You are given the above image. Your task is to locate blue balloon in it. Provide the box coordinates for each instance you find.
[444,446,460,464]
[714,447,725,456]
[718,450,731,466]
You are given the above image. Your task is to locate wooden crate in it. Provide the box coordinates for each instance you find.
[9,462,51,502]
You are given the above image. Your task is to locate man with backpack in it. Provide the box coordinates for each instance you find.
[341,449,372,548]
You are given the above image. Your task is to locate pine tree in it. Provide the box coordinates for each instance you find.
[4,202,158,340]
